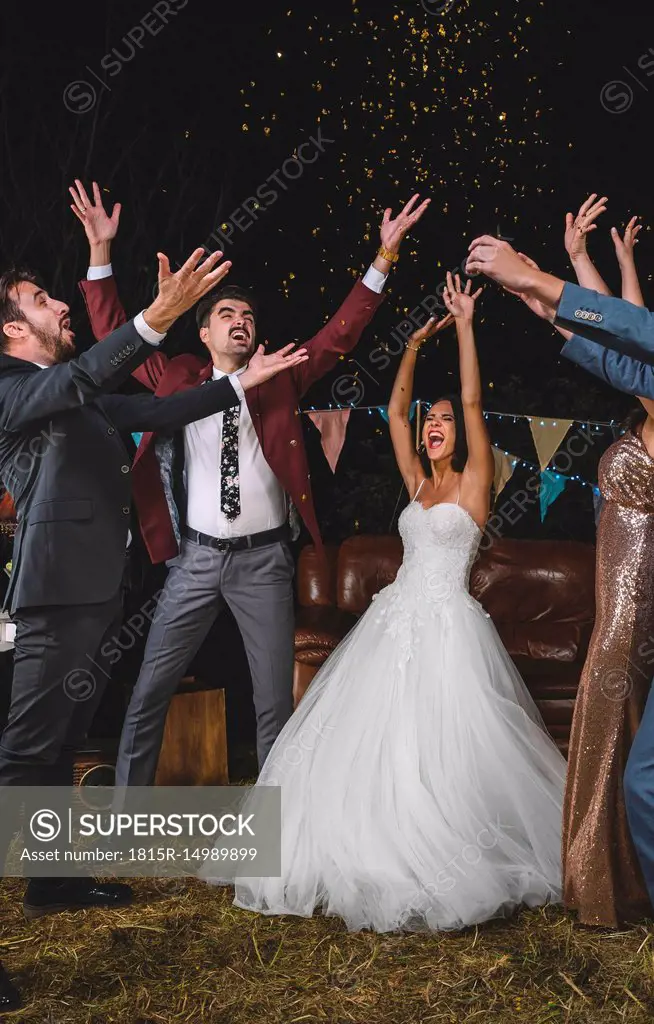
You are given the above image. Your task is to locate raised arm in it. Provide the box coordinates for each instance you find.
[0,320,152,432]
[560,334,654,400]
[564,194,611,295]
[466,235,654,363]
[71,179,167,391]
[0,247,234,432]
[611,216,645,307]
[506,255,654,401]
[441,274,493,526]
[293,194,430,396]
[99,343,308,432]
[388,313,453,494]
[69,178,121,272]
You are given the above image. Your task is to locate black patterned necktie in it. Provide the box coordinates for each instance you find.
[220,405,241,521]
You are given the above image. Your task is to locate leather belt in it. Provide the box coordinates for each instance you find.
[184,524,289,552]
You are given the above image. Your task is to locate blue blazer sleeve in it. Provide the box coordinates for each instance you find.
[561,333,654,399]
[555,283,654,364]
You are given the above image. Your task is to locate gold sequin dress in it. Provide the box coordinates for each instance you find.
[563,428,654,927]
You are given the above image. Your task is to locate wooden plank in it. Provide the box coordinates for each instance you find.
[155,688,229,786]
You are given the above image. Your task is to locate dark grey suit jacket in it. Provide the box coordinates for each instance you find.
[0,319,239,612]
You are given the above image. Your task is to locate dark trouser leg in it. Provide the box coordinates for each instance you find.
[222,541,295,769]
[625,680,654,905]
[0,595,122,871]
[115,539,224,787]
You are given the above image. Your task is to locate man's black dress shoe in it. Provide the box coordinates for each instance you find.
[0,962,21,1014]
[23,877,133,921]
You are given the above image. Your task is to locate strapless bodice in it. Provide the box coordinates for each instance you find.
[397,500,482,593]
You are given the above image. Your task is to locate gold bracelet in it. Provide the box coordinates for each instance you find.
[378,245,399,264]
[406,343,421,352]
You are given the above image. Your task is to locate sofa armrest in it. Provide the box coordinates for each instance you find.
[293,605,358,709]
[297,543,340,608]
[294,605,358,663]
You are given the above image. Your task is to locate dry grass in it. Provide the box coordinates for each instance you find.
[1,879,654,1024]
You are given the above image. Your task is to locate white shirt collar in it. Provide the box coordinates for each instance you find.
[212,363,247,381]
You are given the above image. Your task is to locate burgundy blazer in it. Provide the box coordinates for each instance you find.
[79,274,384,564]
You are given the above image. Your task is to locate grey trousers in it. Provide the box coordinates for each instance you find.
[115,536,295,785]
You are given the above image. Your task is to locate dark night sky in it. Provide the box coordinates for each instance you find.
[1,0,652,539]
[1,0,651,415]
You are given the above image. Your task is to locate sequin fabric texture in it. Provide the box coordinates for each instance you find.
[563,429,654,927]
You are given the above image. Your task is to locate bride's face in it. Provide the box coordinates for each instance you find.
[423,401,456,463]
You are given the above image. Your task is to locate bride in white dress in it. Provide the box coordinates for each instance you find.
[202,273,566,932]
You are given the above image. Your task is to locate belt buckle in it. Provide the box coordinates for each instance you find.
[215,538,230,553]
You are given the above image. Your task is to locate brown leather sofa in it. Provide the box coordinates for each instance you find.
[294,536,596,756]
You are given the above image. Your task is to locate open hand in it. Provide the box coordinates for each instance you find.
[406,313,455,350]
[144,248,233,333]
[443,272,482,320]
[69,180,121,246]
[611,216,642,268]
[564,194,607,262]
[380,193,431,255]
[241,344,309,388]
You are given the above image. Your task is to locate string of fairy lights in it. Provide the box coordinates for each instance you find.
[303,402,618,492]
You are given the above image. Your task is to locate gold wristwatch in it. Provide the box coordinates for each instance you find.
[378,245,399,264]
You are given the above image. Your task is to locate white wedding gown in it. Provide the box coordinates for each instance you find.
[202,487,566,932]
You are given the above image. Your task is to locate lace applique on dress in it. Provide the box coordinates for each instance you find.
[370,502,484,664]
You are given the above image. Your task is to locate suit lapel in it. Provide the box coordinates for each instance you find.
[133,358,212,467]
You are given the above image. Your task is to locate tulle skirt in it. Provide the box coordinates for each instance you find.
[202,584,566,933]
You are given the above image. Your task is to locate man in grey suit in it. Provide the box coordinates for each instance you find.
[0,247,306,1011]
[465,231,654,920]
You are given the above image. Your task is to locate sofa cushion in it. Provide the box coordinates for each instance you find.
[532,697,577,723]
[494,620,589,664]
[471,538,595,627]
[510,658,582,698]
[337,536,403,615]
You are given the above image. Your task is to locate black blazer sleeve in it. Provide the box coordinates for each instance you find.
[0,320,157,433]
[98,377,242,432]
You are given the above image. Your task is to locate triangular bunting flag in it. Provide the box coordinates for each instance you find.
[527,417,574,471]
[539,469,567,521]
[377,401,418,424]
[491,446,518,503]
[307,409,351,473]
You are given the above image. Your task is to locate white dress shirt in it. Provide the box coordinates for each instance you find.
[184,364,285,538]
[89,262,388,539]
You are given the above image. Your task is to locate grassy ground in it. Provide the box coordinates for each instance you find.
[2,879,654,1024]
